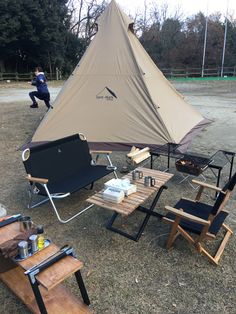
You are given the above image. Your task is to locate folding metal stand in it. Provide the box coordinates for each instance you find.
[25,246,90,314]
[150,143,182,171]
[175,154,212,188]
[151,149,235,195]
[106,186,167,241]
[208,150,235,194]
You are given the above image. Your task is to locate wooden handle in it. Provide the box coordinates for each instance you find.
[90,150,112,154]
[192,180,223,192]
[26,175,49,184]
[165,206,210,226]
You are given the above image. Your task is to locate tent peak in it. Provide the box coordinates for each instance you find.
[97,0,133,30]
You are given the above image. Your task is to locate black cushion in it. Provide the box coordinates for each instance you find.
[166,198,228,235]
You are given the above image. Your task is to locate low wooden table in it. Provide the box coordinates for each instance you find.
[87,167,173,241]
[0,222,91,314]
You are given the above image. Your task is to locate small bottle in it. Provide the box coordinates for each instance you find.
[37,225,45,250]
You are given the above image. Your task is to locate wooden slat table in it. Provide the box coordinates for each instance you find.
[87,167,173,241]
[0,222,91,314]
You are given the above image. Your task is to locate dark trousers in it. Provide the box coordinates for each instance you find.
[29,91,51,108]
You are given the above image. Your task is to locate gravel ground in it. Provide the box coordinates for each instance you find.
[0,80,236,314]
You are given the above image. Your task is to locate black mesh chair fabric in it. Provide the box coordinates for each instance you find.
[211,192,226,215]
[166,198,229,236]
[211,171,236,215]
[23,134,113,195]
[227,172,236,191]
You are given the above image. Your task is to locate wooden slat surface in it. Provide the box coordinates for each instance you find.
[0,223,83,290]
[0,223,90,312]
[87,168,173,215]
[19,243,83,291]
[0,266,91,314]
[19,243,60,270]
[0,221,21,245]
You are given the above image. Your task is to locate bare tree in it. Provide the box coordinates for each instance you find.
[69,0,107,43]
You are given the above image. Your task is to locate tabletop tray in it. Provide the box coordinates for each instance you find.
[175,160,203,176]
[13,239,51,262]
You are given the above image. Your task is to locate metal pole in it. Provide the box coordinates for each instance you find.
[201,4,208,78]
[56,67,59,80]
[221,0,229,77]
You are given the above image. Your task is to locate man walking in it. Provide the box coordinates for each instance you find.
[29,67,52,109]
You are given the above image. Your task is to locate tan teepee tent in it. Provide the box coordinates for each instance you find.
[30,0,209,151]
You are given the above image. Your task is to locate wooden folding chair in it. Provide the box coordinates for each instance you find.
[163,172,236,265]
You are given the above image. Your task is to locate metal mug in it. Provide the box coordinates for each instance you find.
[19,216,32,232]
[144,176,156,187]
[150,176,156,186]
[132,170,143,181]
[18,240,29,259]
[29,234,38,253]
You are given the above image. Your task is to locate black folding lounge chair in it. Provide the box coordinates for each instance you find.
[163,172,236,265]
[22,134,117,223]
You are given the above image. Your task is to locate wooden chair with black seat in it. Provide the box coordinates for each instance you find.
[163,172,236,265]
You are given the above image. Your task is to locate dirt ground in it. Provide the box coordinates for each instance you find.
[0,80,236,314]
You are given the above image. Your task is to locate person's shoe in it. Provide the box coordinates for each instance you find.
[46,105,53,112]
[30,103,38,108]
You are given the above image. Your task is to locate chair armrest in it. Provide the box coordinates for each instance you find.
[90,150,112,155]
[165,206,210,226]
[191,180,223,192]
[26,175,49,184]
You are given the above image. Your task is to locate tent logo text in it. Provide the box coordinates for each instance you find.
[96,87,117,101]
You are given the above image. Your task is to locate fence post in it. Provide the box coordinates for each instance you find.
[56,67,59,80]
[16,72,19,81]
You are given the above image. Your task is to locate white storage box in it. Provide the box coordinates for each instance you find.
[104,178,137,196]
[103,187,125,203]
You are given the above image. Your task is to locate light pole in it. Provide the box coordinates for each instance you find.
[201,16,208,77]
[201,1,209,78]
[221,0,229,77]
